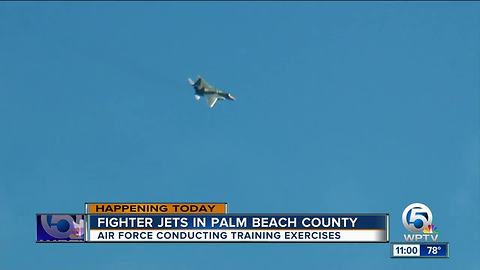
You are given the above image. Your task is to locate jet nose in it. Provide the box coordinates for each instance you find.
[228,94,236,100]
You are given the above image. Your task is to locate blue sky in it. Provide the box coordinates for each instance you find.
[0,2,479,269]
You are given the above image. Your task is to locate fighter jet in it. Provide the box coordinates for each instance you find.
[188,76,236,108]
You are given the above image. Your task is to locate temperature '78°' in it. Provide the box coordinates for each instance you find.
[427,246,442,255]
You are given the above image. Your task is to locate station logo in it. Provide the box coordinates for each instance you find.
[402,203,439,242]
[36,214,85,242]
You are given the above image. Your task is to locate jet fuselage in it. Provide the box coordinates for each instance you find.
[193,77,235,100]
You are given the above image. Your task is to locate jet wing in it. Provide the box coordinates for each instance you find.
[205,94,225,108]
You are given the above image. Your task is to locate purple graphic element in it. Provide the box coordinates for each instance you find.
[36,214,85,242]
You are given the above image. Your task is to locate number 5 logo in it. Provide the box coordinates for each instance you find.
[402,203,433,233]
[41,215,83,239]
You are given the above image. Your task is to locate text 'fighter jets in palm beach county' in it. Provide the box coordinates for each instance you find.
[188,76,236,108]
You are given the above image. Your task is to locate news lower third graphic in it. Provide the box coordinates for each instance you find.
[391,203,449,258]
[37,203,388,243]
[36,201,449,258]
